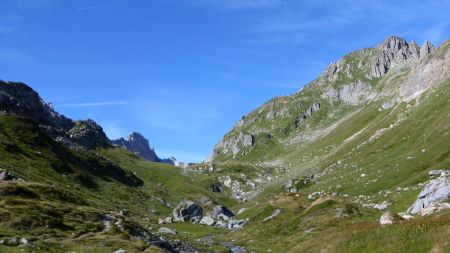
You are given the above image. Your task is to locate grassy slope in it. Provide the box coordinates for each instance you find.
[0,115,237,252]
[209,79,450,252]
[204,40,450,252]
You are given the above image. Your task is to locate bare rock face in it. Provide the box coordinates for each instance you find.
[112,132,159,162]
[295,101,320,128]
[370,36,435,78]
[211,132,255,159]
[398,42,449,102]
[67,119,110,150]
[0,81,110,150]
[322,81,377,105]
[0,81,72,129]
[408,174,450,215]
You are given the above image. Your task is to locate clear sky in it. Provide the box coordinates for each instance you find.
[0,0,449,162]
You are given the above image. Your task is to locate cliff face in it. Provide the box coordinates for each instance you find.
[112,132,159,162]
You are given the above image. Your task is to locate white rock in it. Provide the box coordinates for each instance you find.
[428,170,448,177]
[380,211,403,225]
[408,175,450,215]
[263,209,281,222]
[158,227,177,235]
[374,201,390,211]
[199,216,215,226]
[20,238,29,245]
[398,212,414,220]
[420,202,450,216]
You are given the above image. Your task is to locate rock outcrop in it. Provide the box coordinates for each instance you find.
[173,201,246,230]
[408,172,450,215]
[0,170,15,181]
[380,211,403,225]
[370,36,434,78]
[112,133,192,167]
[295,101,320,127]
[210,132,255,159]
[321,81,377,105]
[112,132,160,162]
[0,81,110,150]
[172,200,203,223]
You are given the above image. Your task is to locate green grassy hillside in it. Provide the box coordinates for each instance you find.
[0,115,237,252]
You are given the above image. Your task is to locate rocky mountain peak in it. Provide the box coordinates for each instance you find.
[420,40,435,56]
[0,81,72,129]
[371,36,435,77]
[112,132,159,162]
[0,81,110,150]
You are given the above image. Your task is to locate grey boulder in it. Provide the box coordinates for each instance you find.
[173,200,203,223]
[408,174,450,215]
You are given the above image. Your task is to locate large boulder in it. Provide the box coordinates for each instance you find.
[408,174,450,215]
[0,170,15,181]
[212,205,234,219]
[173,200,203,223]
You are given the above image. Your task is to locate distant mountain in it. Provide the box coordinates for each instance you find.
[209,36,445,163]
[0,81,109,150]
[0,81,186,166]
[112,132,160,162]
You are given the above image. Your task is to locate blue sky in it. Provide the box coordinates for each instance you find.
[0,0,449,162]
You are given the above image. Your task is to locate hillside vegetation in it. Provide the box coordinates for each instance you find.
[0,36,449,252]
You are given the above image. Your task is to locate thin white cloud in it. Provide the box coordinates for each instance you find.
[75,5,109,11]
[57,101,128,108]
[194,0,283,10]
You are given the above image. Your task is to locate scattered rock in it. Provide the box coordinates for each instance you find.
[164,216,173,224]
[120,209,129,217]
[380,211,403,225]
[113,249,127,253]
[429,170,449,177]
[263,209,281,222]
[197,235,214,246]
[308,192,322,200]
[237,208,247,215]
[158,227,178,235]
[374,201,390,211]
[173,200,203,223]
[7,237,19,246]
[20,237,29,245]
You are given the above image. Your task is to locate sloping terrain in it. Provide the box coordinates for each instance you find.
[0,114,237,252]
[193,36,450,252]
[0,36,449,253]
